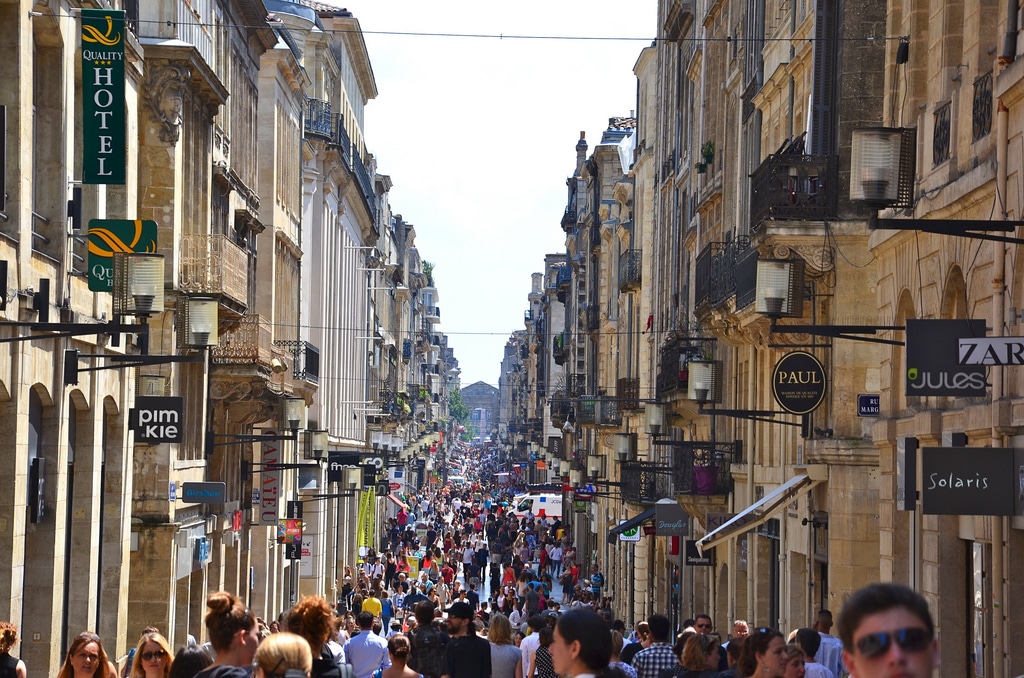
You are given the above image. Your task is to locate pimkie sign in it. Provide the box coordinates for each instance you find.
[771,351,826,415]
[130,396,183,443]
[81,9,126,184]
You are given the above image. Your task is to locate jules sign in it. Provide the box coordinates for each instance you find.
[771,351,826,415]
[81,9,126,184]
[921,447,1014,515]
[906,319,986,397]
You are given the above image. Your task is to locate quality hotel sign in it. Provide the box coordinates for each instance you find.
[82,9,126,184]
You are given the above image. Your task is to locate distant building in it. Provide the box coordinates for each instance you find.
[461,381,499,438]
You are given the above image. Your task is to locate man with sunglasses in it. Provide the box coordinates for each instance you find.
[694,615,728,670]
[837,583,938,678]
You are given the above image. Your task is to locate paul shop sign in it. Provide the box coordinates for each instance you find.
[81,9,126,184]
[906,319,987,396]
[921,447,1014,515]
[771,351,826,415]
[129,396,183,443]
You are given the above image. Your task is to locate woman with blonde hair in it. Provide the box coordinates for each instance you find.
[487,614,522,678]
[128,632,172,678]
[57,632,117,678]
[253,633,313,678]
[194,591,259,678]
[0,622,27,678]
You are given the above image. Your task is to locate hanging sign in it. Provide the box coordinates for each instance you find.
[771,351,827,415]
[81,9,126,184]
[906,319,987,396]
[87,219,158,291]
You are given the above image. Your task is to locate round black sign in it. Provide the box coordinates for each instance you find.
[771,351,827,415]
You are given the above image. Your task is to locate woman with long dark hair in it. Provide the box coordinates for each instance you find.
[737,628,786,678]
[549,608,623,678]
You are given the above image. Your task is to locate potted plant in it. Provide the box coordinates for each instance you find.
[695,162,707,174]
[701,140,715,165]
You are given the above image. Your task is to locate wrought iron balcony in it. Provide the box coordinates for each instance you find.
[617,378,640,412]
[694,238,753,313]
[671,440,739,496]
[749,154,838,230]
[332,113,352,163]
[621,461,673,504]
[561,206,577,232]
[211,314,273,368]
[619,249,641,292]
[303,97,333,140]
[553,331,569,365]
[589,218,602,253]
[568,373,587,398]
[179,233,249,312]
[576,396,621,427]
[274,340,321,385]
[352,151,377,223]
[656,342,687,397]
[549,391,572,429]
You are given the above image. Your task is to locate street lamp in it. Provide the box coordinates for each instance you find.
[613,433,637,463]
[179,297,220,348]
[114,252,165,316]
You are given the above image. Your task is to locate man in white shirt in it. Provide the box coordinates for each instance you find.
[815,610,846,678]
[519,616,546,677]
[548,545,563,578]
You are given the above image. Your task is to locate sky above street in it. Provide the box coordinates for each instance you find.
[339,1,657,388]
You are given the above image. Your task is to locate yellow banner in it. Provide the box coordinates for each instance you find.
[357,490,376,553]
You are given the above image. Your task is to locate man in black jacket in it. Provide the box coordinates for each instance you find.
[441,602,490,678]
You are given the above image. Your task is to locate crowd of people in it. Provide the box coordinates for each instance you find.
[0,442,940,678]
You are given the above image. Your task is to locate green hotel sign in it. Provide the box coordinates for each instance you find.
[88,219,158,291]
[81,9,126,184]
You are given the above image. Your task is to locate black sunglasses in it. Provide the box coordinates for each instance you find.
[855,627,932,658]
[141,651,166,661]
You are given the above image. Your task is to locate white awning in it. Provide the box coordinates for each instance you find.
[697,466,827,554]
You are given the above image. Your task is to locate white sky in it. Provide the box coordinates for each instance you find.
[340,1,657,388]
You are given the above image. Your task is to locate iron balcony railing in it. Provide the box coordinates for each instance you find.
[670,440,740,496]
[211,314,273,368]
[617,377,640,412]
[656,342,687,397]
[549,391,572,429]
[568,374,587,398]
[333,113,352,163]
[274,340,321,384]
[352,152,377,222]
[304,97,333,139]
[749,154,838,230]
[619,249,642,292]
[621,461,674,504]
[576,396,621,427]
[553,331,569,365]
[561,206,577,232]
[179,233,249,311]
[694,238,751,313]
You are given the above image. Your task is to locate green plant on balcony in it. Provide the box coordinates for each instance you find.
[701,140,715,164]
[418,385,430,402]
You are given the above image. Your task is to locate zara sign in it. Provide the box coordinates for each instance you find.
[130,396,184,443]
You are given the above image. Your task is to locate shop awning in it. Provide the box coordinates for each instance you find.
[607,506,657,544]
[696,466,827,554]
[387,493,408,510]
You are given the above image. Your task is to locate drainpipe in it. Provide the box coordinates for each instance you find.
[990,98,1009,678]
[999,0,1018,65]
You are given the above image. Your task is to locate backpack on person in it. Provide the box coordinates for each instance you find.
[408,624,447,678]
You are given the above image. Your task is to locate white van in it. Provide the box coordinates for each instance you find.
[511,492,563,520]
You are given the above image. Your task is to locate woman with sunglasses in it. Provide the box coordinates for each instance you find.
[128,632,173,678]
[253,633,313,678]
[195,591,260,678]
[737,628,786,678]
[57,632,118,678]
